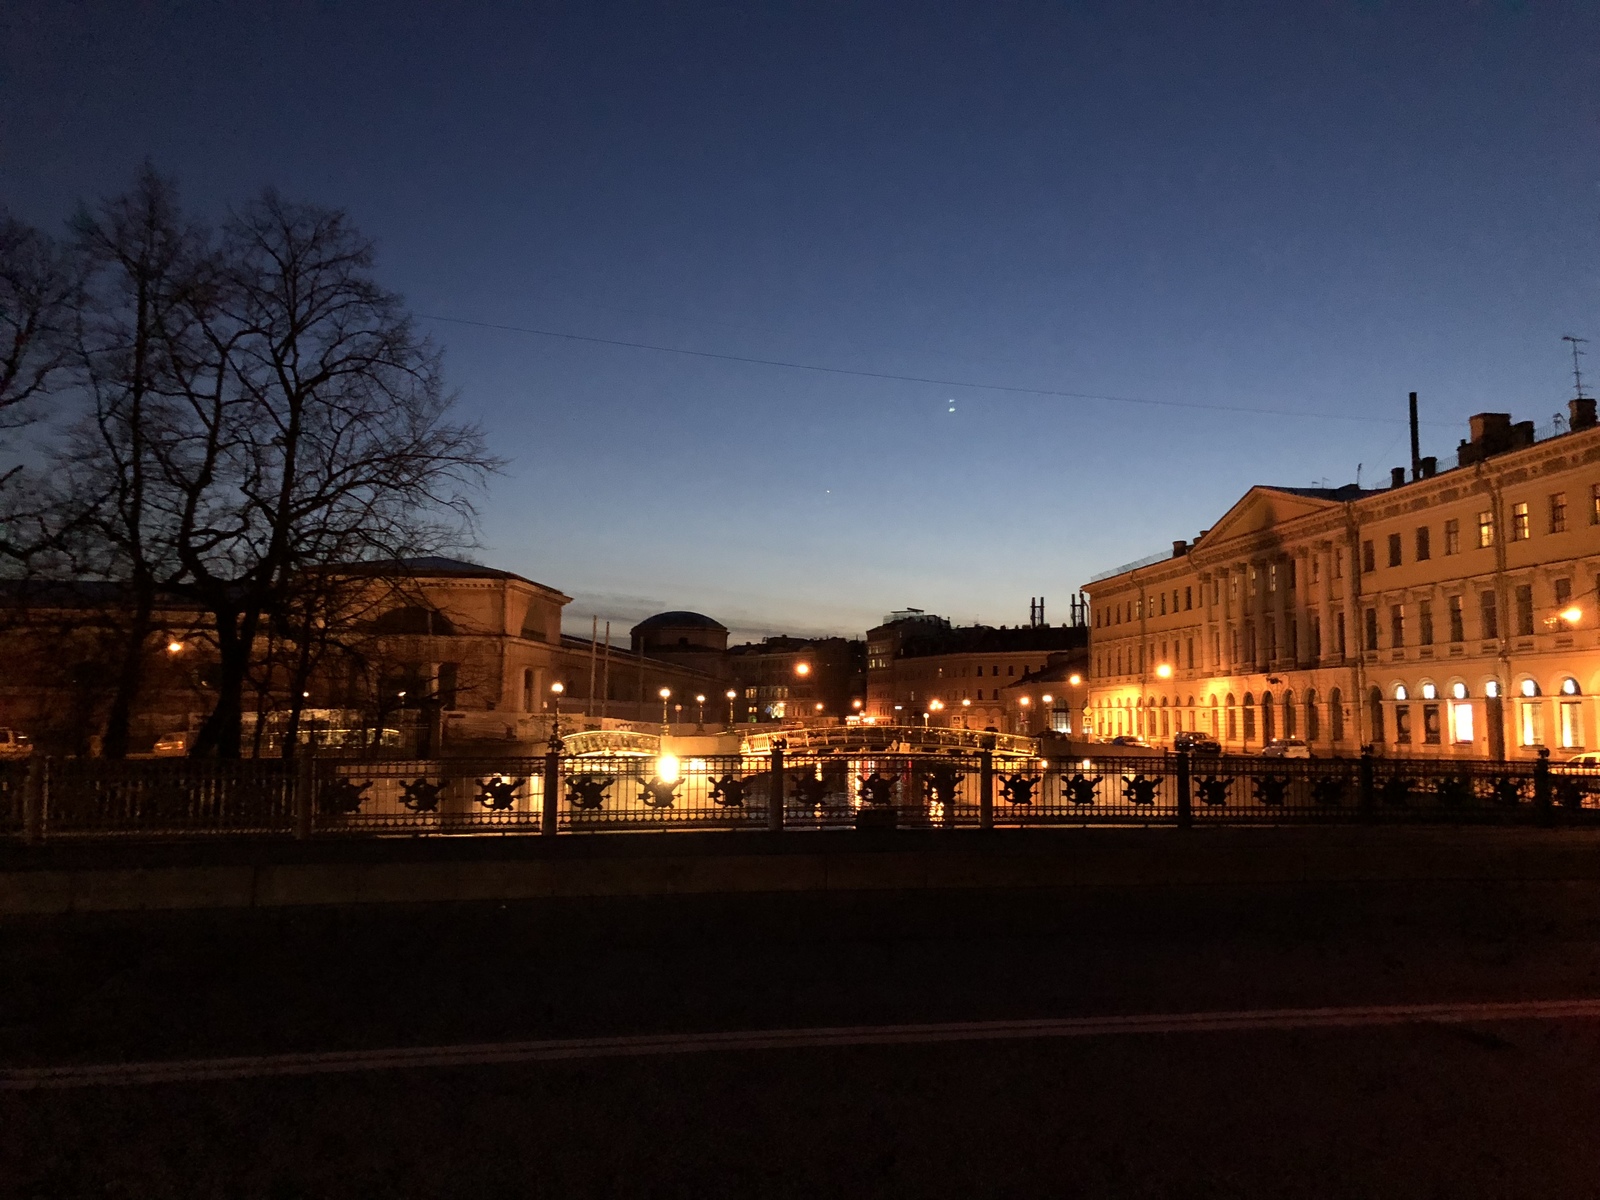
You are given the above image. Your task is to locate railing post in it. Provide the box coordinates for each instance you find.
[1534,747,1552,826]
[21,755,44,844]
[542,747,561,835]
[769,745,784,833]
[1359,745,1376,822]
[293,754,314,840]
[1175,748,1192,829]
[979,751,993,830]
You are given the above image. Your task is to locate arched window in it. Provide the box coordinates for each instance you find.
[1369,686,1385,744]
[1243,692,1257,742]
[1393,683,1408,701]
[1330,687,1344,742]
[1305,689,1319,742]
[522,669,534,712]
[1261,690,1275,742]
[1520,678,1541,698]
[1562,677,1582,696]
[1226,693,1237,741]
[1282,689,1296,738]
[1209,694,1219,735]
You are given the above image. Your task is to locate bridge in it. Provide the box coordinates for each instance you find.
[560,724,1040,760]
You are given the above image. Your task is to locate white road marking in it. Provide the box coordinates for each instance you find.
[5,998,1598,1090]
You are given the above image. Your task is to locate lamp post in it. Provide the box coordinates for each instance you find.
[658,687,671,735]
[1019,694,1031,735]
[695,694,706,731]
[550,681,565,749]
[725,689,737,730]
[929,698,944,727]
[1042,693,1053,733]
[960,697,971,729]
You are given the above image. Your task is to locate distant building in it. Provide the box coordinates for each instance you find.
[725,636,866,723]
[866,607,1088,732]
[1084,402,1600,759]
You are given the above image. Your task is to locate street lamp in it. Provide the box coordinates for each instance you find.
[166,640,184,655]
[725,689,737,729]
[928,698,944,727]
[658,687,671,733]
[795,662,811,676]
[1068,674,1082,686]
[1155,663,1173,679]
[695,693,706,731]
[550,681,565,746]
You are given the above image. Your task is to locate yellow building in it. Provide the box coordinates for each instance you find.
[1084,404,1600,760]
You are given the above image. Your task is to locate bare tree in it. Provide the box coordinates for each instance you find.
[0,207,79,562]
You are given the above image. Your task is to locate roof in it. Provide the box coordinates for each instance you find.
[632,610,727,632]
[334,556,567,596]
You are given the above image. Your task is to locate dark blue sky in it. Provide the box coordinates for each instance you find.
[3,1,1597,641]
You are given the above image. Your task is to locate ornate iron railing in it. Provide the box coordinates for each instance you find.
[6,749,1598,840]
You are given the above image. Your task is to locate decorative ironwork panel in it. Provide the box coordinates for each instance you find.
[42,759,295,837]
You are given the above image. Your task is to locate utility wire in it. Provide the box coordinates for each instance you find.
[417,312,1446,428]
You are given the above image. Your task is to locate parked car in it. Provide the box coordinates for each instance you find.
[1555,751,1600,772]
[1261,737,1311,759]
[152,731,192,757]
[1173,730,1221,755]
[0,729,33,759]
[1109,735,1151,748]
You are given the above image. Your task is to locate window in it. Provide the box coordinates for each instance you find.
[1592,483,1600,525]
[1335,611,1346,656]
[1387,533,1402,567]
[1186,638,1195,669]
[1160,593,1167,615]
[1311,614,1322,659]
[1390,605,1404,647]
[1477,510,1495,548]
[1555,577,1573,614]
[1287,559,1297,590]
[1561,701,1583,749]
[1480,591,1498,639]
[1515,584,1534,637]
[1330,687,1344,741]
[1334,551,1343,579]
[1551,493,1567,534]
[1512,501,1530,541]
[1419,601,1434,646]
[1448,595,1465,642]
[1415,527,1431,561]
[1423,704,1441,745]
[1362,540,1375,573]
[1286,615,1297,660]
[1395,704,1412,744]
[1364,608,1379,652]
[1519,700,1543,747]
[1269,564,1278,594]
[1452,700,1474,744]
[1311,556,1321,584]
[1184,586,1193,611]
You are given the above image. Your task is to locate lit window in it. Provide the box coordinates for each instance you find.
[1451,682,1468,700]
[1520,678,1540,698]
[1394,684,1409,701]
[1512,502,1530,541]
[1477,511,1495,548]
[1561,677,1580,696]
[1486,680,1501,699]
[1452,702,1474,744]
[1421,682,1437,700]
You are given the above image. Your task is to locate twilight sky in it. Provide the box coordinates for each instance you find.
[3,1,1597,643]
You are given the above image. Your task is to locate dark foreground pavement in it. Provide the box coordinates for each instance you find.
[5,872,1600,1196]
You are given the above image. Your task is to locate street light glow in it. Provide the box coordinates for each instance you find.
[166,640,184,654]
[695,694,706,703]
[1562,605,1583,624]
[1068,674,1081,686]
[658,687,671,700]
[550,681,564,695]
[795,662,811,676]
[1042,694,1053,704]
[656,754,680,783]
[1156,663,1173,678]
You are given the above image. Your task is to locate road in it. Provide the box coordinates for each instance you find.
[4,877,1600,1196]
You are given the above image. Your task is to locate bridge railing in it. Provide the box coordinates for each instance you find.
[6,749,1600,840]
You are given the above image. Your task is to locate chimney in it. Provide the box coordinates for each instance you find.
[1172,539,1188,558]
[1419,455,1437,478]
[1390,466,1406,489]
[1570,397,1597,431]
[1409,392,1422,480]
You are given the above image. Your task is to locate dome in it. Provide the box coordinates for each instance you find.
[632,610,727,632]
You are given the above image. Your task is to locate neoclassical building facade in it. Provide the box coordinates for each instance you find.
[1084,405,1600,759]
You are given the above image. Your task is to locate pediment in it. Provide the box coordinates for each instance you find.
[1199,487,1339,549]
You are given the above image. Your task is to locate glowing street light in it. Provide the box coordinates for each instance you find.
[550,681,566,746]
[1155,663,1174,679]
[795,662,811,676]
[695,693,706,731]
[658,686,672,732]
[725,688,737,729]
[1562,605,1583,625]
[166,640,185,655]
[1068,674,1082,686]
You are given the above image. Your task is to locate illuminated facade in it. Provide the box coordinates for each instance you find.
[1085,404,1600,759]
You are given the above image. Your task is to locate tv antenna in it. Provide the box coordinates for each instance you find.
[1563,335,1590,400]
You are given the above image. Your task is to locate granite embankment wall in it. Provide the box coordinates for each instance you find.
[3,827,1599,915]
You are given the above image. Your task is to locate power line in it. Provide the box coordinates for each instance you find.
[416,312,1442,427]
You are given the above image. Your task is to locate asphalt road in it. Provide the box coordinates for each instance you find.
[5,878,1600,1197]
